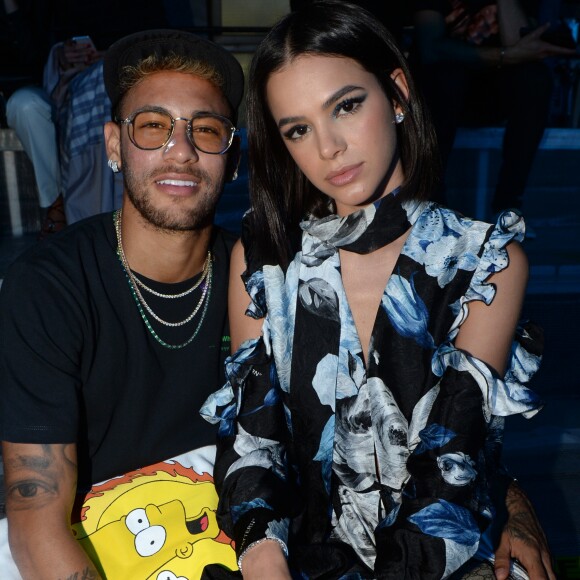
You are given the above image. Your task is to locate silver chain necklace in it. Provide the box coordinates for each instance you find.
[131,260,209,299]
[114,209,213,348]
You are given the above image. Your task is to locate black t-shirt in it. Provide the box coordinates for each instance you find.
[0,213,235,487]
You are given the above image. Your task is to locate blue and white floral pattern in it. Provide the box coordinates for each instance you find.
[203,198,543,579]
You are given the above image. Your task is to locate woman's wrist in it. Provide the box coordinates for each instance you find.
[238,536,289,576]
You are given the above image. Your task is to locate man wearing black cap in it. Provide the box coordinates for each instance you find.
[0,29,244,579]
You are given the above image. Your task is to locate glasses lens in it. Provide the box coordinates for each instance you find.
[190,116,233,154]
[131,111,173,149]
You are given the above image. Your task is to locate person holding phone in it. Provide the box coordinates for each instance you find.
[5,34,101,238]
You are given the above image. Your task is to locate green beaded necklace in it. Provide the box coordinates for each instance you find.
[114,210,213,349]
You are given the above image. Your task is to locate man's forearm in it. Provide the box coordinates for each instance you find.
[504,480,546,547]
[9,526,101,580]
[497,0,531,46]
[2,442,101,579]
[495,480,555,579]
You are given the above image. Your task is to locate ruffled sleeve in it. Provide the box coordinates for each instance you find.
[439,209,544,419]
[432,324,543,421]
[200,337,297,562]
[239,212,268,320]
[458,209,525,308]
[239,210,302,321]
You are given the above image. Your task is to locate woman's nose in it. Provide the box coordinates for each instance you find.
[317,124,347,160]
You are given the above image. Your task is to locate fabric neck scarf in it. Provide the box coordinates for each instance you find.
[300,188,411,254]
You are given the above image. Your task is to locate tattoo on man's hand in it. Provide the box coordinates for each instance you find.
[505,482,550,553]
[505,511,539,546]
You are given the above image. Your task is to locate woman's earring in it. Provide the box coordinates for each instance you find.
[232,169,239,181]
[108,159,120,173]
[394,112,405,125]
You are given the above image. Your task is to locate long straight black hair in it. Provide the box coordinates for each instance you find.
[246,0,440,267]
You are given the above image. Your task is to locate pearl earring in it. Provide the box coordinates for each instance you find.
[394,112,405,124]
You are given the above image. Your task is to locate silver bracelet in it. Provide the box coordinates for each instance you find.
[237,536,289,575]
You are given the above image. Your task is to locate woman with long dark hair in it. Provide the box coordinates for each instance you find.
[202,2,551,578]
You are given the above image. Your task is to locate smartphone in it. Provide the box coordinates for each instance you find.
[71,35,96,51]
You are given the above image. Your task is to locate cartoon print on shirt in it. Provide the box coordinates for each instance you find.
[71,459,237,579]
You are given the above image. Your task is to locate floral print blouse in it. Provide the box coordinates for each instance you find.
[202,195,543,579]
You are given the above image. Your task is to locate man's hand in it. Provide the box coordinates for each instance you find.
[504,23,578,65]
[495,481,555,580]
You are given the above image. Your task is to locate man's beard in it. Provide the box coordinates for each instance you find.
[122,161,224,232]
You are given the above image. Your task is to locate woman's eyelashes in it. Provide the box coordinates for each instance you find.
[283,124,310,141]
[282,94,367,142]
[333,94,366,118]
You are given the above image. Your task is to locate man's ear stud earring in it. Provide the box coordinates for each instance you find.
[108,159,120,173]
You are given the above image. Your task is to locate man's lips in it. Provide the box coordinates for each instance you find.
[154,173,202,196]
[325,163,363,186]
[156,178,199,187]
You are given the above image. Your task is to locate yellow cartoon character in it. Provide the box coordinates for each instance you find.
[71,459,237,579]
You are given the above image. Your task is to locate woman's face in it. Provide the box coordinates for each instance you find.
[266,54,408,216]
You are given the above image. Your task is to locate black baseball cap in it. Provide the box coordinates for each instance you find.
[103,29,244,117]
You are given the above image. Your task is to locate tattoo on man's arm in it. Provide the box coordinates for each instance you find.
[505,511,538,546]
[60,567,100,580]
[4,443,77,511]
[505,482,547,548]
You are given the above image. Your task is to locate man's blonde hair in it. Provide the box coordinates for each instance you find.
[115,53,225,117]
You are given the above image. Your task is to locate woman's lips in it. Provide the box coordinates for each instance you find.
[325,163,363,187]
